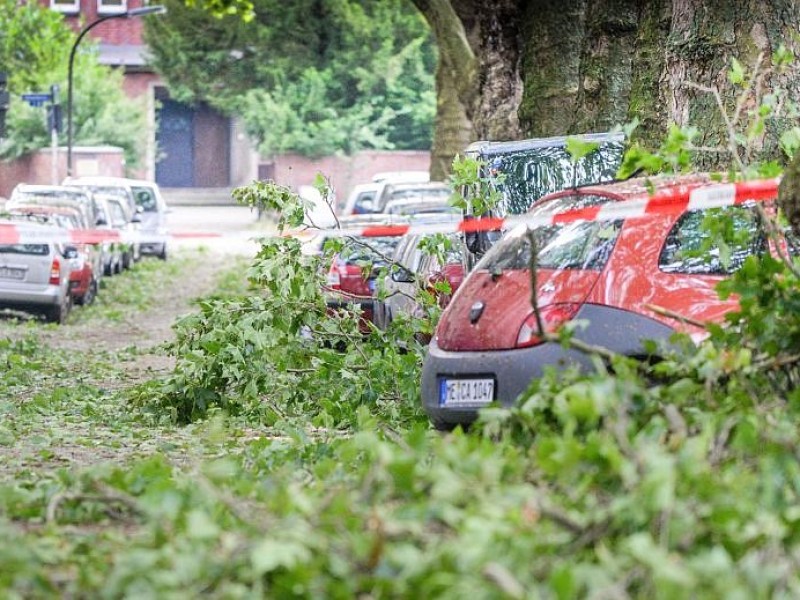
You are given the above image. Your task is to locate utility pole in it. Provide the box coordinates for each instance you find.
[49,85,62,184]
[0,72,9,139]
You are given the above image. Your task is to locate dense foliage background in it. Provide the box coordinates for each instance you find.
[0,0,146,167]
[145,0,437,157]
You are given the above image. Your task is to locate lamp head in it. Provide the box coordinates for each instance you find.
[126,5,167,17]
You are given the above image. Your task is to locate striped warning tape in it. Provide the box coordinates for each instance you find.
[0,225,231,245]
[0,178,782,244]
[294,178,781,239]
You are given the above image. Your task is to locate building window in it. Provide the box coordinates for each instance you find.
[50,0,80,14]
[98,0,126,14]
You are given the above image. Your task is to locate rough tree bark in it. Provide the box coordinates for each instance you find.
[416,0,800,177]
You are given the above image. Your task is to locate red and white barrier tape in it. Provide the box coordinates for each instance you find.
[299,178,780,238]
[0,225,234,245]
[0,179,782,244]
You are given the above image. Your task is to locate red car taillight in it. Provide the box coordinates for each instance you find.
[516,303,581,348]
[49,258,61,285]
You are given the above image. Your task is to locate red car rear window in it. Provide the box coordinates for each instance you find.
[477,194,622,271]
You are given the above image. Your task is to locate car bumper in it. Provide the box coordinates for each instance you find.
[422,304,680,428]
[421,338,598,428]
[0,285,64,309]
[139,241,166,254]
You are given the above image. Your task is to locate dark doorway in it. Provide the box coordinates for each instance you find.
[156,97,194,187]
[155,89,231,188]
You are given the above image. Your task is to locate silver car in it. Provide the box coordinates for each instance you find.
[0,220,76,323]
[128,179,170,260]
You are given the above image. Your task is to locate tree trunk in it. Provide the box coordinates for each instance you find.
[420,0,800,176]
[412,0,477,180]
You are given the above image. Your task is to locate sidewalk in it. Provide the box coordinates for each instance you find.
[161,187,236,206]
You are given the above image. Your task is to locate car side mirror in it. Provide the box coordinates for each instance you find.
[95,216,107,226]
[391,266,414,283]
[64,246,79,259]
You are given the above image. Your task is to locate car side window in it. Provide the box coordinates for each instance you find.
[133,188,157,212]
[659,206,765,275]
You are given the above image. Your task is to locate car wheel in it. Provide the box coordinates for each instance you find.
[122,251,132,270]
[158,245,168,261]
[44,294,72,324]
[104,262,113,277]
[115,257,123,274]
[76,278,98,306]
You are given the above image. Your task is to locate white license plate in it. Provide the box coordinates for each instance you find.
[0,267,24,281]
[439,378,495,407]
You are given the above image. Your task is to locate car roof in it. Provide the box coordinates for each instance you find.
[537,173,727,206]
[14,184,90,195]
[385,181,450,191]
[466,131,625,158]
[63,176,134,189]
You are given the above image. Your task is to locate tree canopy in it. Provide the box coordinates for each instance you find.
[145,0,437,158]
[0,0,146,168]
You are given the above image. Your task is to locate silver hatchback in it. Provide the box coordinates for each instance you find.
[0,221,76,323]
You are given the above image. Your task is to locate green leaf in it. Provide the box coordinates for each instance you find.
[728,57,745,85]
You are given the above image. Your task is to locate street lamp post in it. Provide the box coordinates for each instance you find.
[66,5,166,177]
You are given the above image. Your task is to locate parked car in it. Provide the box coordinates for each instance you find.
[341,173,440,215]
[342,182,382,216]
[7,184,99,230]
[371,181,451,214]
[322,229,405,331]
[460,132,625,269]
[63,176,143,262]
[127,178,170,260]
[374,232,465,334]
[99,193,141,270]
[421,174,770,430]
[0,220,77,323]
[383,196,459,216]
[4,206,101,306]
[92,195,125,276]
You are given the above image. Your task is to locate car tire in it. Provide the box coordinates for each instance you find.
[122,251,132,270]
[104,262,113,277]
[158,245,168,261]
[44,294,72,324]
[76,278,98,306]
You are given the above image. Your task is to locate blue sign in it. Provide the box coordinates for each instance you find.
[21,93,52,107]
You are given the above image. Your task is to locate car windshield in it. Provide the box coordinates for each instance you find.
[485,139,624,216]
[0,244,49,256]
[476,194,621,271]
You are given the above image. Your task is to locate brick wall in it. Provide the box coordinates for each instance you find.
[0,147,125,198]
[53,0,148,45]
[266,150,432,209]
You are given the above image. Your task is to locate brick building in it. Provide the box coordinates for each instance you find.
[46,0,249,189]
[3,0,431,201]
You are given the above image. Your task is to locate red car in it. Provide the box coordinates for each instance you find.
[422,174,773,430]
[324,235,404,330]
